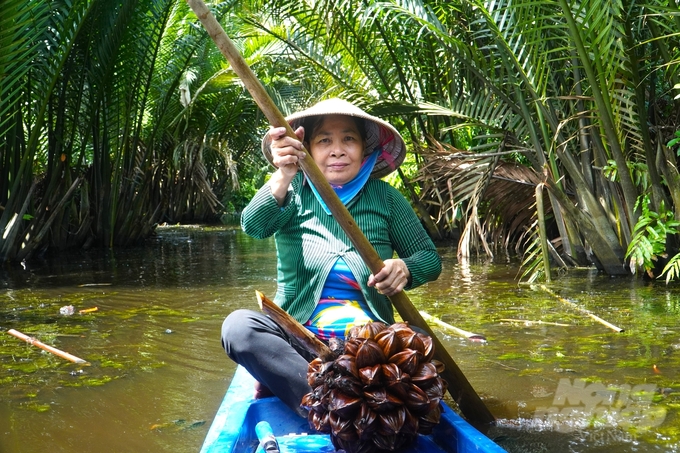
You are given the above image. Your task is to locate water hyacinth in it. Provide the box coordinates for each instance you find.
[301,322,447,453]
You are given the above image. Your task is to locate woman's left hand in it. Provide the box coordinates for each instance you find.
[367,259,411,297]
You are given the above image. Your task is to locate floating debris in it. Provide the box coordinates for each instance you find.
[150,419,206,431]
[59,305,75,316]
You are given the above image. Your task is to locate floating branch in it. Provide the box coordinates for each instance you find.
[419,311,487,343]
[500,318,572,327]
[7,329,88,364]
[537,285,624,332]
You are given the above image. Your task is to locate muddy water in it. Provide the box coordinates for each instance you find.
[0,225,679,452]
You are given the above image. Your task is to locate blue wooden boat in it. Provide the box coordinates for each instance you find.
[200,366,506,453]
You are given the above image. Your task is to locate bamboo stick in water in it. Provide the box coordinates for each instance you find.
[538,285,624,332]
[7,329,88,364]
[419,311,488,343]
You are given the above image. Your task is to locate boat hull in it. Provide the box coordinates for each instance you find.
[201,366,505,453]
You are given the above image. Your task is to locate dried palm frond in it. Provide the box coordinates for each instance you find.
[415,140,547,260]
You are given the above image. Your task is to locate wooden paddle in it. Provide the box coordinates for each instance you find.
[187,0,495,426]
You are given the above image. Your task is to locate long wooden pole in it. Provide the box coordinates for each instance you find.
[7,329,88,364]
[187,0,494,426]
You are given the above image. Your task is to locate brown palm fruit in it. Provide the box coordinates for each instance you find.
[372,433,399,451]
[335,374,364,397]
[334,435,375,453]
[418,402,442,435]
[404,383,431,415]
[300,392,316,413]
[388,348,420,376]
[421,376,448,400]
[410,362,439,386]
[364,387,403,412]
[355,339,387,369]
[430,359,445,375]
[389,322,412,333]
[392,325,416,345]
[378,406,406,436]
[347,325,363,339]
[353,402,379,439]
[334,354,359,378]
[328,389,362,419]
[310,409,331,433]
[330,411,358,441]
[418,333,435,361]
[381,362,410,400]
[359,363,383,387]
[308,357,324,372]
[358,321,388,339]
[402,331,425,356]
[344,337,365,357]
[401,407,420,435]
[306,388,328,413]
[307,358,332,387]
[374,329,401,358]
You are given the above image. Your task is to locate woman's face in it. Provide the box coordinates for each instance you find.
[308,115,365,185]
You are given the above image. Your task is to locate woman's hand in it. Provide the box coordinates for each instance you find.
[367,259,411,297]
[270,126,306,177]
[268,126,306,204]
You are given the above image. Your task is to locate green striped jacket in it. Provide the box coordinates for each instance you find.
[241,173,442,324]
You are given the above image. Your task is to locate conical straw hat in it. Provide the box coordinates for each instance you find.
[262,98,406,179]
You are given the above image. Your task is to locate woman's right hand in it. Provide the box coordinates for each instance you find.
[269,126,306,179]
[267,126,306,205]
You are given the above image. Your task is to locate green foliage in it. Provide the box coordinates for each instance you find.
[243,0,680,273]
[603,160,650,189]
[668,130,680,151]
[519,225,546,283]
[626,196,680,278]
[4,0,680,274]
[518,196,557,285]
[661,253,680,284]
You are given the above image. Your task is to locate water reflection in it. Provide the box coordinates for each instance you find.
[0,226,679,452]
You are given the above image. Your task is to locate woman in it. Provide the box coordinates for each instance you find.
[221,98,441,417]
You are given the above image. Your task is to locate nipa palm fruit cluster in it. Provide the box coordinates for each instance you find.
[301,321,448,453]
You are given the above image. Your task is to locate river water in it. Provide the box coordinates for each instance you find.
[0,225,678,452]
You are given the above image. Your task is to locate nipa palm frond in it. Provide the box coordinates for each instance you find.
[416,137,546,259]
[518,221,546,283]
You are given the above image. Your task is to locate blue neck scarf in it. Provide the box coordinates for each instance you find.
[306,151,379,215]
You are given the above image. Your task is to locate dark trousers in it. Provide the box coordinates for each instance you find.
[221,309,315,417]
